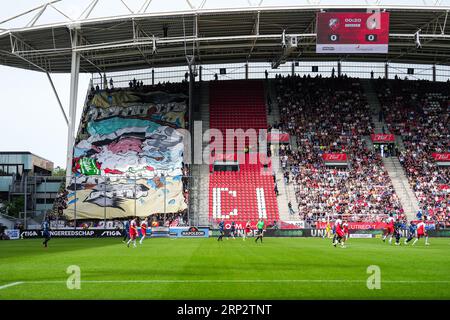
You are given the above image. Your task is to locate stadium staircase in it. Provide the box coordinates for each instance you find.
[382,157,420,220]
[190,81,211,226]
[208,80,279,226]
[362,79,417,219]
[362,79,406,151]
[266,80,300,221]
[361,79,387,134]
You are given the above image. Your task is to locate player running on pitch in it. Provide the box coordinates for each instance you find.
[341,220,349,246]
[139,217,148,245]
[393,217,404,246]
[333,217,345,248]
[122,219,130,243]
[382,213,395,244]
[243,220,252,241]
[412,219,430,246]
[126,217,139,248]
[255,219,265,243]
[42,218,51,248]
[332,215,343,247]
[323,218,332,239]
[404,221,417,245]
[227,221,236,240]
[217,219,225,241]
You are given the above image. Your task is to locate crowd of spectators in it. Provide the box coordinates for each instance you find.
[274,74,403,221]
[375,78,449,225]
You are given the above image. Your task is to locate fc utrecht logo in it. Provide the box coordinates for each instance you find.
[328,18,340,30]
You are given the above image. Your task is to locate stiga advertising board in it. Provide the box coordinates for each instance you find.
[20,229,124,238]
[210,229,450,238]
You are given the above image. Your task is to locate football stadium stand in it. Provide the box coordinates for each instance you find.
[273,75,404,222]
[208,81,279,225]
[375,79,449,222]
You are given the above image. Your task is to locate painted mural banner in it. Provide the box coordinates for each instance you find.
[64,88,188,220]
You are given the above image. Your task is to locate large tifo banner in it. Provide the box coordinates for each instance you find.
[65,90,188,219]
[316,11,390,53]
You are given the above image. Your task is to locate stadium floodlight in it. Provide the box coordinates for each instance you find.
[415,29,422,48]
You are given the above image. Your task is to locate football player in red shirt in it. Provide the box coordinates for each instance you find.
[243,220,252,241]
[342,220,349,247]
[382,213,395,244]
[127,217,139,248]
[139,217,148,245]
[412,219,430,246]
[333,218,345,248]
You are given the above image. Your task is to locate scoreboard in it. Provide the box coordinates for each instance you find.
[316,12,390,54]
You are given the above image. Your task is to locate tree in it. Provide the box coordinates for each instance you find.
[0,196,25,218]
[52,166,66,177]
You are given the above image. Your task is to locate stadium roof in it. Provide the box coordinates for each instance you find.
[1,0,450,73]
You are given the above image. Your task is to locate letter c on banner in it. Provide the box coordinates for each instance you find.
[212,188,237,219]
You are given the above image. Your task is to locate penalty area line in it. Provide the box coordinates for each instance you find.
[0,282,23,290]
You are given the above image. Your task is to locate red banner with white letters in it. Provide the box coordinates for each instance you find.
[322,153,348,166]
[431,153,450,162]
[322,153,347,162]
[371,134,395,143]
[316,221,388,230]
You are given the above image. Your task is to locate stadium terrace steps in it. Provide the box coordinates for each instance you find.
[208,80,279,225]
[382,157,420,220]
[361,79,389,134]
[267,80,299,221]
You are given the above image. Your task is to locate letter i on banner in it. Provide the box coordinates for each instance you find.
[256,188,267,219]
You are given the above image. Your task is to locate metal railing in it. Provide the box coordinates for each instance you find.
[91,61,450,88]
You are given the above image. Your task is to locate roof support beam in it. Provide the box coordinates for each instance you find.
[46,72,69,125]
[10,33,50,71]
[440,10,448,34]
[79,0,99,20]
[132,19,154,67]
[139,0,153,14]
[66,28,81,187]
[247,11,260,59]
[120,0,135,15]
[0,0,61,26]
[73,33,317,53]
[194,14,202,62]
[27,3,49,28]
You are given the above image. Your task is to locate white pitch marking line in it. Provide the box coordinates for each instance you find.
[0,282,23,290]
[19,279,450,284]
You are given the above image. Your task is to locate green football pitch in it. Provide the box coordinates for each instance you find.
[0,237,449,300]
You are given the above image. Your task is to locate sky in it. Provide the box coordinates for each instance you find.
[0,0,447,168]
